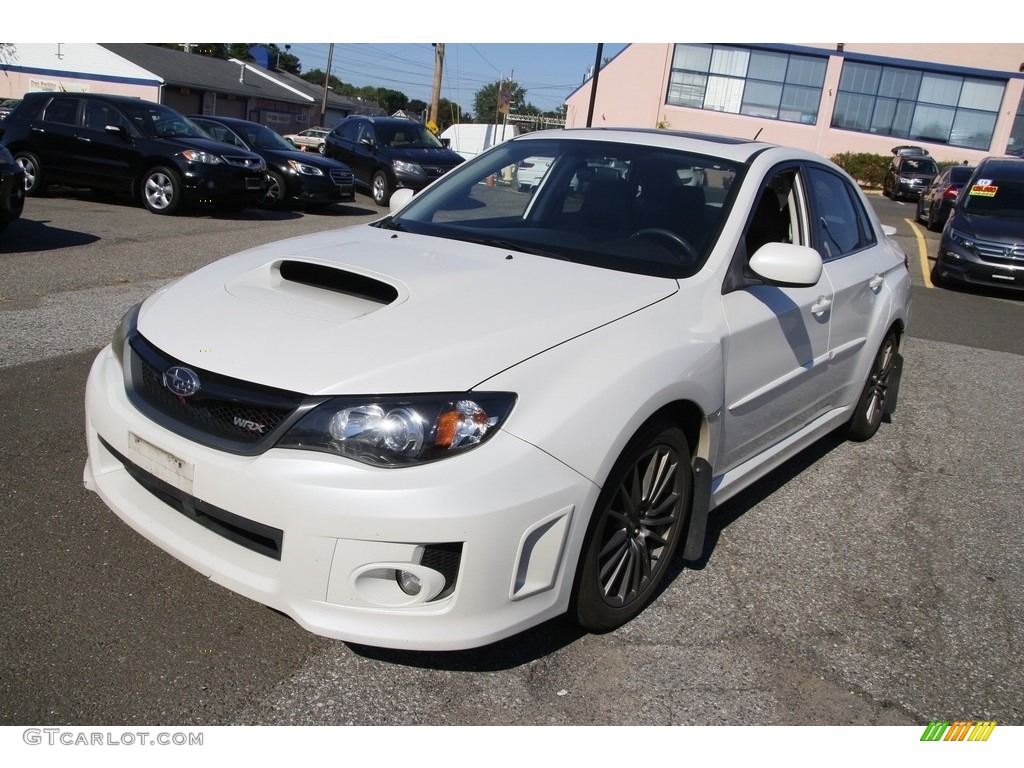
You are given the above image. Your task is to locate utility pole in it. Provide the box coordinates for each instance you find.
[321,43,334,126]
[429,43,445,129]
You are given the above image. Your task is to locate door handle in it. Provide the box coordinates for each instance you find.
[869,274,884,291]
[811,296,832,316]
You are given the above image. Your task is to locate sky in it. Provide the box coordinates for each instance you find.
[282,43,628,115]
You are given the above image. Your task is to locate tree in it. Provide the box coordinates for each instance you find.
[372,88,409,115]
[435,98,467,131]
[473,80,528,123]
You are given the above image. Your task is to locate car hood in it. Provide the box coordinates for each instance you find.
[385,146,463,167]
[951,211,1024,242]
[136,226,677,394]
[156,135,261,160]
[261,147,349,172]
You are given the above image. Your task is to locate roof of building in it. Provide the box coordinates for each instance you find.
[100,44,307,104]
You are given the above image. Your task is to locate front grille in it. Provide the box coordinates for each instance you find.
[422,166,450,179]
[127,334,310,455]
[99,436,283,560]
[222,155,264,170]
[328,168,353,185]
[971,238,1024,266]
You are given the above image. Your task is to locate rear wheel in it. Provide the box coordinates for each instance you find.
[141,166,181,214]
[15,152,46,196]
[846,331,898,442]
[571,419,691,632]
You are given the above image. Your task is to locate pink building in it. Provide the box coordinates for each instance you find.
[566,43,1024,164]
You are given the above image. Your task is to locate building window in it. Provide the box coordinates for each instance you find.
[666,44,827,125]
[1007,93,1024,157]
[832,61,1004,150]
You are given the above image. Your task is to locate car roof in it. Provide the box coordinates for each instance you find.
[510,127,782,165]
[975,156,1024,177]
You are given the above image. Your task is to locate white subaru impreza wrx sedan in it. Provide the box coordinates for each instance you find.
[83,128,911,650]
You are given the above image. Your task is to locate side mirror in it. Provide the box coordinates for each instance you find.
[389,188,415,213]
[440,138,451,148]
[749,242,823,286]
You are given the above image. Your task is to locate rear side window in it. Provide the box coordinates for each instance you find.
[42,97,81,126]
[807,166,876,261]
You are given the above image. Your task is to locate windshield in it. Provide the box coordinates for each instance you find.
[901,158,938,175]
[961,175,1024,218]
[120,102,208,140]
[236,123,295,151]
[381,136,742,278]
[376,122,444,149]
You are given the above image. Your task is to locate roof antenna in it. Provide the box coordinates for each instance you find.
[753,127,763,141]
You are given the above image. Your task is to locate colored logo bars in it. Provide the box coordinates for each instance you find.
[921,721,997,742]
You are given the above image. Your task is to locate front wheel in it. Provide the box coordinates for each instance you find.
[259,171,286,210]
[371,170,392,206]
[141,166,181,214]
[571,419,691,632]
[846,330,899,442]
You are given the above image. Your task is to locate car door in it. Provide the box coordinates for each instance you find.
[805,163,892,405]
[74,98,136,193]
[719,165,834,472]
[34,95,84,182]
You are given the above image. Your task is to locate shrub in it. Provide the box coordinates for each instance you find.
[831,152,890,188]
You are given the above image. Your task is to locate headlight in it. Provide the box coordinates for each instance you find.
[287,159,324,176]
[181,149,223,165]
[277,393,516,467]
[111,302,141,366]
[393,160,425,176]
[948,228,975,249]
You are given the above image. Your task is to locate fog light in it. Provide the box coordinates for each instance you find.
[396,570,422,596]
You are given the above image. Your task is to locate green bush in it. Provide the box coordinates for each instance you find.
[830,152,890,188]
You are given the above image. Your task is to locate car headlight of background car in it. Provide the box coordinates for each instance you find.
[393,160,425,177]
[278,393,516,467]
[287,159,324,177]
[947,228,975,251]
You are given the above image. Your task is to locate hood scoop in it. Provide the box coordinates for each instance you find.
[224,258,406,323]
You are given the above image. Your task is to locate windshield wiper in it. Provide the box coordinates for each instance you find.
[474,237,570,260]
[373,217,406,232]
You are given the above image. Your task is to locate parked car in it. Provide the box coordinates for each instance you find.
[0,144,26,233]
[190,115,354,210]
[83,128,911,651]
[883,152,939,201]
[324,115,464,205]
[0,98,20,122]
[0,93,267,214]
[916,164,975,232]
[514,155,554,191]
[283,127,329,154]
[933,156,1024,291]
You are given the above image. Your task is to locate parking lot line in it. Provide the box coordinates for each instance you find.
[905,218,934,289]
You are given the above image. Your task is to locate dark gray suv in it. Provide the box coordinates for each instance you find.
[0,93,267,214]
[934,156,1024,291]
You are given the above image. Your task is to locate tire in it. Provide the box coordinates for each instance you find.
[317,142,326,155]
[926,204,942,232]
[259,171,286,210]
[915,198,926,224]
[141,166,182,214]
[571,419,691,632]
[846,330,898,442]
[371,170,391,206]
[15,152,46,196]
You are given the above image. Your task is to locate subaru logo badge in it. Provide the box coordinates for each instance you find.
[163,366,201,397]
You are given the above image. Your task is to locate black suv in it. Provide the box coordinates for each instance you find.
[190,115,355,210]
[934,156,1024,291]
[0,143,25,234]
[883,152,939,201]
[324,116,463,205]
[0,93,267,214]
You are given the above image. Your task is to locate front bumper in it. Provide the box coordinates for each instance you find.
[83,346,596,650]
[180,163,266,205]
[0,166,26,228]
[936,238,1024,291]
